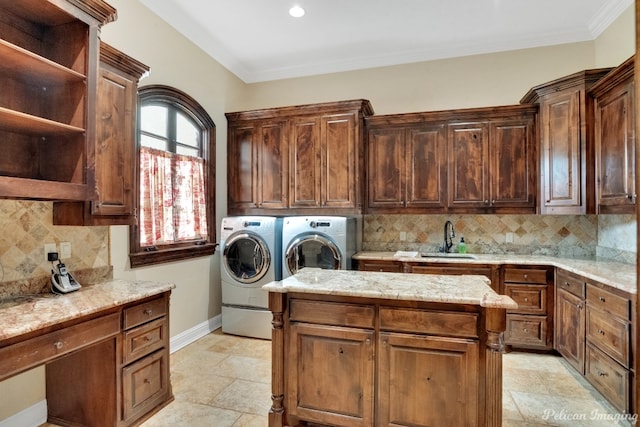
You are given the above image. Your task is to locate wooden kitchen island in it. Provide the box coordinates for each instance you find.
[264,268,517,427]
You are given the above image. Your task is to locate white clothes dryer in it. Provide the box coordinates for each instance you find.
[281,216,357,279]
[220,216,282,339]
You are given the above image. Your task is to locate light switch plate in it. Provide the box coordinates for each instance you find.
[60,242,71,259]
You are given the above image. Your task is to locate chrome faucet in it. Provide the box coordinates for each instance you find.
[442,220,455,253]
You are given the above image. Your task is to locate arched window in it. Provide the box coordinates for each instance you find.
[129,85,216,267]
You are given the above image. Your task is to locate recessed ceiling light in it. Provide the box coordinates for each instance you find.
[289,5,305,18]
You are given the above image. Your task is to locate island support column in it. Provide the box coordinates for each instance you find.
[485,307,507,427]
[269,292,286,427]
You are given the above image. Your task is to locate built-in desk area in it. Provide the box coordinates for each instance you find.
[0,280,175,427]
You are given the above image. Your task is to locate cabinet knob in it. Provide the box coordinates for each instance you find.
[484,200,489,204]
[598,371,608,377]
[144,378,152,385]
[144,308,153,316]
[599,296,606,303]
[524,297,529,302]
[523,328,528,333]
[598,329,605,335]
[53,341,63,350]
[523,274,528,279]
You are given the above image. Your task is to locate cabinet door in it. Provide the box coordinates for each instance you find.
[322,113,358,208]
[257,121,289,209]
[227,123,258,211]
[406,125,447,209]
[489,118,535,210]
[91,65,136,217]
[595,80,635,213]
[290,117,321,208]
[447,122,489,209]
[539,89,584,213]
[367,128,405,209]
[287,322,375,427]
[378,332,479,427]
[227,121,288,211]
[555,288,586,373]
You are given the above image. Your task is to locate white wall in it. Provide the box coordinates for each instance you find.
[0,2,634,424]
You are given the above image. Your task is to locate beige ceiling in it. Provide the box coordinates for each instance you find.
[139,0,633,83]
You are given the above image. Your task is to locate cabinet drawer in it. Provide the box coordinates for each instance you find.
[586,284,630,321]
[504,268,548,284]
[122,349,170,423]
[289,299,375,328]
[504,284,547,315]
[556,270,586,298]
[586,308,630,367]
[505,314,547,347]
[123,295,168,330]
[357,261,403,273]
[123,317,168,365]
[0,312,120,381]
[585,343,629,413]
[379,307,478,338]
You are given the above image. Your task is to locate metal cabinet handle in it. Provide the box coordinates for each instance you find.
[599,296,606,303]
[53,341,63,350]
[144,308,153,316]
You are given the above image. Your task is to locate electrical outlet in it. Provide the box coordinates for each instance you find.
[505,232,514,243]
[44,243,57,262]
[399,231,407,241]
[60,242,71,259]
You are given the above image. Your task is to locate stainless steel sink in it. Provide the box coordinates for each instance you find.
[420,253,478,259]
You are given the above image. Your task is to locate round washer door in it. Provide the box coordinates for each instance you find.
[285,234,341,276]
[222,232,271,284]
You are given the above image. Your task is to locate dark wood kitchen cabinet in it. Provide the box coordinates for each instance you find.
[365,105,536,214]
[54,43,149,225]
[502,266,553,350]
[448,114,536,212]
[590,56,636,214]
[521,68,611,214]
[555,269,587,373]
[227,119,289,211]
[366,123,447,212]
[226,99,373,215]
[555,268,635,413]
[0,0,116,201]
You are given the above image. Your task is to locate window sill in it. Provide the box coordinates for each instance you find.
[129,243,217,268]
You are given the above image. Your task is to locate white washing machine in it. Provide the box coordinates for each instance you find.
[220,216,282,339]
[281,216,358,279]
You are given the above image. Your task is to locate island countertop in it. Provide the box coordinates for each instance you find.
[263,267,517,309]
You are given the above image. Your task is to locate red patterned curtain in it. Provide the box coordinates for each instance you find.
[139,146,208,246]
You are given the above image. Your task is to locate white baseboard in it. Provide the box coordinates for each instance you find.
[170,313,222,354]
[0,314,222,427]
[0,400,46,427]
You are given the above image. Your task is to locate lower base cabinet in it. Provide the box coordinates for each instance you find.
[555,269,634,414]
[272,294,505,427]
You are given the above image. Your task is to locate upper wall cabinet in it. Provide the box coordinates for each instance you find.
[226,100,374,216]
[521,68,612,214]
[54,43,150,225]
[365,105,537,214]
[590,56,635,214]
[0,0,116,201]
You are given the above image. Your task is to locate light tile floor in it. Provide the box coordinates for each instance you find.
[42,329,633,426]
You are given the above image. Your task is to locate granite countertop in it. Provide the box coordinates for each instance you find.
[263,267,518,309]
[353,251,637,295]
[0,279,175,342]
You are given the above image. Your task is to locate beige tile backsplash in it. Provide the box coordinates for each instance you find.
[0,201,110,294]
[0,200,636,294]
[362,214,637,264]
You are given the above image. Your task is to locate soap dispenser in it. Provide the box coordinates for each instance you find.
[458,237,467,254]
